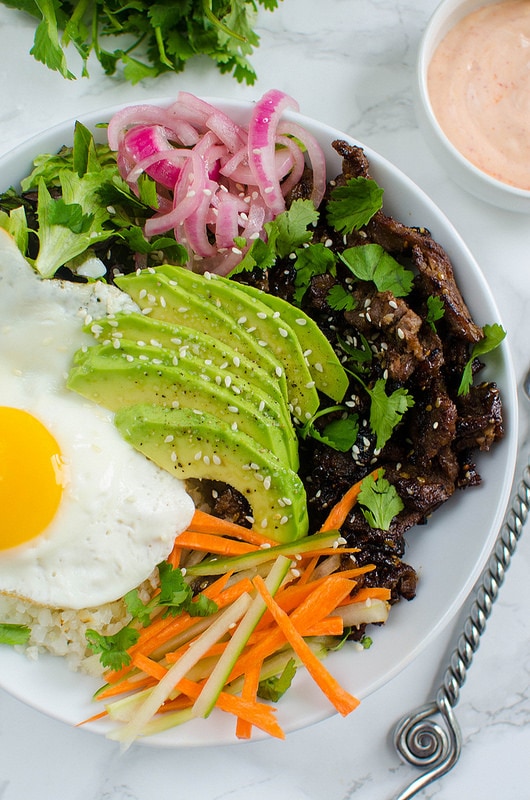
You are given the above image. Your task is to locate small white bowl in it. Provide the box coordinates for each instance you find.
[416,0,530,213]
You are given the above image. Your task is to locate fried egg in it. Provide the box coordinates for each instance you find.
[0,229,194,610]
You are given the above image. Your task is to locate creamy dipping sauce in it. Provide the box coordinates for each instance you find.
[428,0,530,190]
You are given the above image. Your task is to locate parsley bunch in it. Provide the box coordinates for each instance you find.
[1,0,280,85]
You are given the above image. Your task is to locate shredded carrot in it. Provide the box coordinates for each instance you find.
[341,587,392,605]
[320,468,379,532]
[252,575,360,716]
[301,618,344,637]
[296,554,319,585]
[178,677,285,739]
[228,575,356,682]
[173,530,257,556]
[132,652,168,681]
[186,509,278,547]
[235,660,263,739]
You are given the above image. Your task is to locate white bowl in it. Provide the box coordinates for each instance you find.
[416,0,530,213]
[0,98,519,746]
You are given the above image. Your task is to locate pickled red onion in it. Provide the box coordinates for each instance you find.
[108,90,327,274]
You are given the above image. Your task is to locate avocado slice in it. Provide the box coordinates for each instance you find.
[68,343,297,468]
[217,279,349,403]
[114,271,288,402]
[114,405,309,544]
[85,311,289,415]
[152,264,320,422]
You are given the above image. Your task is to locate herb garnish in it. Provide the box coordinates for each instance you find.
[357,469,404,531]
[458,323,506,396]
[2,0,282,85]
[258,657,297,702]
[340,243,414,297]
[326,176,384,233]
[86,560,218,670]
[299,406,359,452]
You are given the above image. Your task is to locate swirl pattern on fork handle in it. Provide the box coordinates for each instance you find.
[392,460,530,800]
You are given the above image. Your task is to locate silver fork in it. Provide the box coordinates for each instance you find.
[391,370,530,800]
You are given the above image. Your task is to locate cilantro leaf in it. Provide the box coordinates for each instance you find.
[265,199,319,259]
[357,470,404,531]
[350,374,414,450]
[0,622,31,646]
[327,177,384,234]
[158,561,218,617]
[426,295,445,331]
[85,625,140,671]
[293,243,337,305]
[124,589,155,628]
[340,243,414,297]
[258,658,297,702]
[366,379,415,451]
[326,283,356,311]
[232,200,319,278]
[458,323,506,396]
[299,405,359,452]
[321,415,360,452]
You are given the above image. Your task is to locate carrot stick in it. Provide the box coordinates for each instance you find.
[228,575,356,682]
[343,587,392,604]
[173,530,257,556]
[177,676,284,740]
[186,509,278,547]
[132,652,168,681]
[252,575,360,716]
[320,468,379,532]
[235,661,263,739]
[301,618,344,637]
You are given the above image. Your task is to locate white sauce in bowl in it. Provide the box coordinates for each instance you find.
[427,0,530,190]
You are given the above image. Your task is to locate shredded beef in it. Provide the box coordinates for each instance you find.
[239,139,505,609]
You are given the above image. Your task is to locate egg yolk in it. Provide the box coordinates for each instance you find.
[0,406,65,550]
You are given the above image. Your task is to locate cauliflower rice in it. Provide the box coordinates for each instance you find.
[0,572,158,677]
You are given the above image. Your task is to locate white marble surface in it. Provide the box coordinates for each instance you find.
[1,1,530,797]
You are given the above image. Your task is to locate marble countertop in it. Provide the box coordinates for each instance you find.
[1,1,529,797]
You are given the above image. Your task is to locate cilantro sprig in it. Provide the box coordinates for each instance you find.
[357,469,404,531]
[348,373,414,451]
[458,323,506,396]
[326,176,384,233]
[299,405,359,452]
[4,0,281,85]
[86,560,218,670]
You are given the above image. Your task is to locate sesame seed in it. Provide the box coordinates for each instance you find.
[212,455,221,465]
[397,327,405,339]
[275,366,283,378]
[165,435,174,443]
[228,406,239,413]
[194,451,202,460]
[141,308,152,315]
[433,421,439,429]
[389,300,398,309]
[261,518,268,528]
[203,455,211,465]
[295,318,307,326]
[280,516,289,525]
[257,312,267,320]
[264,186,274,194]
[278,327,288,338]
[263,476,271,490]
[170,452,177,462]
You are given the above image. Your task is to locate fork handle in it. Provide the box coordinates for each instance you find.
[392,458,530,800]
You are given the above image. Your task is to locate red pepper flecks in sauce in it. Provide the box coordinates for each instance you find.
[428,0,530,190]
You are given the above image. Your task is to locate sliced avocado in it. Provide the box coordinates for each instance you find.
[219,280,349,403]
[152,264,319,422]
[114,271,288,402]
[85,311,289,414]
[68,344,296,468]
[114,405,309,543]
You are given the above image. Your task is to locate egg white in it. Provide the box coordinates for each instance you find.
[0,229,194,610]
